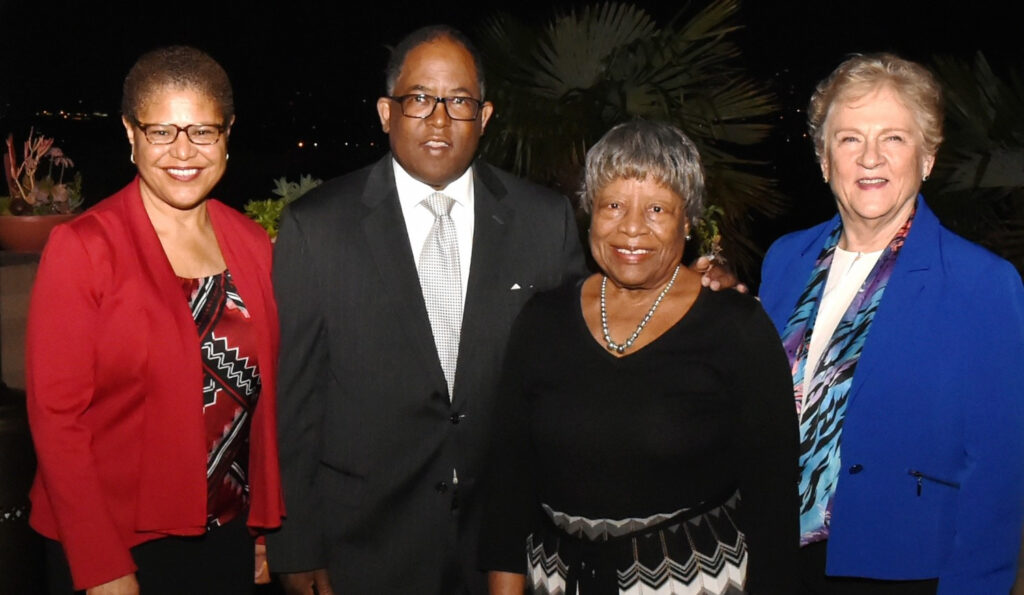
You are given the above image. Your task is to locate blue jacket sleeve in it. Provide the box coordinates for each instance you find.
[938,261,1024,593]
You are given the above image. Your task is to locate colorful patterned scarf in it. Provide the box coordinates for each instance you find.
[779,213,914,545]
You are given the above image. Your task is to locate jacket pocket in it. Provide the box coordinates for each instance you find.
[318,461,367,507]
[907,469,960,497]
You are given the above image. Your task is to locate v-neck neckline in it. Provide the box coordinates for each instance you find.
[575,279,709,362]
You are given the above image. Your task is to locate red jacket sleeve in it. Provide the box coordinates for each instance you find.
[26,223,138,589]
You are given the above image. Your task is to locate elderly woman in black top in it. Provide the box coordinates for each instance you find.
[481,120,798,595]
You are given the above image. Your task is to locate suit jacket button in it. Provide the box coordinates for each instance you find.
[450,414,461,424]
[435,481,448,493]
[849,464,863,474]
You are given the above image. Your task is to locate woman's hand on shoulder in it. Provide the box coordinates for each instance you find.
[85,573,139,595]
[691,255,748,293]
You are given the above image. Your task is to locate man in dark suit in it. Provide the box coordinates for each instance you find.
[267,25,586,594]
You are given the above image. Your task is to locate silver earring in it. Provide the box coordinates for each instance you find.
[922,174,928,182]
[130,151,135,164]
[685,234,692,241]
[226,153,230,161]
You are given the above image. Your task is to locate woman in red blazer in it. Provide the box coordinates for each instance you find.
[25,47,284,594]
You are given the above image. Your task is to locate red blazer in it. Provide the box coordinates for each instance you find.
[25,179,285,590]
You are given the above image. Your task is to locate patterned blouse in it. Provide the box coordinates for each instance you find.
[180,270,262,529]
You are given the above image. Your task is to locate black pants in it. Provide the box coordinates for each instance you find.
[797,541,938,595]
[45,515,253,595]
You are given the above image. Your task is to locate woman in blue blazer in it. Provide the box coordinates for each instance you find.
[760,53,1024,594]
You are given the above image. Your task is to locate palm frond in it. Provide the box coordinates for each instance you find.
[478,0,784,277]
[927,52,1024,273]
[531,3,657,96]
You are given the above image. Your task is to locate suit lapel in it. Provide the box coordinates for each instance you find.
[454,163,514,405]
[847,197,935,407]
[767,218,835,345]
[360,158,449,394]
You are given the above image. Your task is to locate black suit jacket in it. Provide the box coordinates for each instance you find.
[267,156,585,593]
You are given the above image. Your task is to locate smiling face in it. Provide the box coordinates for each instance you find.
[123,85,231,214]
[589,177,689,290]
[822,85,935,238]
[376,36,493,190]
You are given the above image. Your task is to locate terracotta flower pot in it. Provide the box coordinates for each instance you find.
[0,214,77,253]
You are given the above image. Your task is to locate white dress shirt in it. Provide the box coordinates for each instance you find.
[393,159,474,302]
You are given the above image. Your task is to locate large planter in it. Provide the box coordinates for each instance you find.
[0,214,76,253]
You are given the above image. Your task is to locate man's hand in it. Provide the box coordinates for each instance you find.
[279,569,335,595]
[692,255,747,293]
[488,570,526,595]
[86,573,139,595]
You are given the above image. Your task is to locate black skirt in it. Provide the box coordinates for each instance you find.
[44,514,253,595]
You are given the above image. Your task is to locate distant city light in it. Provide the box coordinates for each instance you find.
[35,108,108,120]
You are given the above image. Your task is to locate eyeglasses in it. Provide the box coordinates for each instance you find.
[133,121,227,145]
[388,94,485,121]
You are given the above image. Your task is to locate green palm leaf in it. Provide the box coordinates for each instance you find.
[478,0,783,278]
[928,52,1024,273]
[532,4,657,96]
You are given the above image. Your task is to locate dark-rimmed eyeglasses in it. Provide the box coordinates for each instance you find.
[133,121,227,145]
[388,94,484,121]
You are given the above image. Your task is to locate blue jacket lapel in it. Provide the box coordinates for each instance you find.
[846,196,936,407]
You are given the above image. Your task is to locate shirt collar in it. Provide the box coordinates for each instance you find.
[393,158,474,210]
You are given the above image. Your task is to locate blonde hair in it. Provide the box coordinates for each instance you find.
[808,53,943,162]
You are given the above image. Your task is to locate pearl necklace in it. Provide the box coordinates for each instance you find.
[600,264,681,354]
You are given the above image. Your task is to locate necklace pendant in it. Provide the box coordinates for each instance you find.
[616,345,626,354]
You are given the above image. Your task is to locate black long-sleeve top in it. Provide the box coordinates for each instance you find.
[479,281,800,593]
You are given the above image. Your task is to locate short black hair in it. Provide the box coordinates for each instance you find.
[122,45,234,124]
[385,25,486,98]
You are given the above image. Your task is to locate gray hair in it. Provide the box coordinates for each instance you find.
[581,120,705,224]
[808,53,944,163]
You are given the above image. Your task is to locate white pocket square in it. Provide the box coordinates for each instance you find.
[510,283,522,290]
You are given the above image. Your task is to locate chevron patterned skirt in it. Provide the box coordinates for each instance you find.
[526,491,747,595]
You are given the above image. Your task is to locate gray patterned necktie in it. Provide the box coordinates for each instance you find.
[418,192,462,398]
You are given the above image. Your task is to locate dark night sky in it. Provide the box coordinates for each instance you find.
[1,0,1020,254]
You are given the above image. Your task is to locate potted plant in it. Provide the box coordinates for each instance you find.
[0,128,84,253]
[244,174,321,239]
